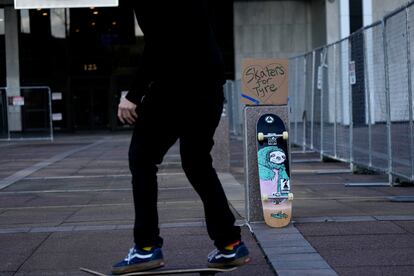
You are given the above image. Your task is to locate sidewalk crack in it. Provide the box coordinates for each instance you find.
[12,232,52,276]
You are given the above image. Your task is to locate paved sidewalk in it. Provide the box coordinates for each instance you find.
[291,150,414,276]
[231,138,414,276]
[1,133,414,275]
[0,134,274,276]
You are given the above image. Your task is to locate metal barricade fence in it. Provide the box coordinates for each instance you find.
[0,86,53,141]
[0,89,8,139]
[289,1,414,183]
[224,79,244,138]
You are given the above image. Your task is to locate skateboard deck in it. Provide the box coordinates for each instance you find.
[256,113,292,228]
[80,267,236,276]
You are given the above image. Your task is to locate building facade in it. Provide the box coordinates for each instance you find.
[0,0,234,134]
[0,0,409,135]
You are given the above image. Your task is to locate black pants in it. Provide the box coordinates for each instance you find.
[128,83,241,250]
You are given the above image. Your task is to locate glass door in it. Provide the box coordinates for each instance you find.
[71,77,109,130]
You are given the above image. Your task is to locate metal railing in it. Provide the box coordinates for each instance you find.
[289,1,414,183]
[0,86,53,141]
[224,80,244,138]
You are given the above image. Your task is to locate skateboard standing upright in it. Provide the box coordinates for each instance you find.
[256,113,293,227]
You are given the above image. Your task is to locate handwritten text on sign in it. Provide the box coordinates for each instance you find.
[241,59,288,105]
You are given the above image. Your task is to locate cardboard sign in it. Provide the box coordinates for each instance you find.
[241,59,288,105]
[15,0,118,9]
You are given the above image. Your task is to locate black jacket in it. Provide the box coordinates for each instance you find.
[125,0,225,104]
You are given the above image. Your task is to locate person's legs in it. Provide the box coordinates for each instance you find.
[178,87,241,249]
[179,88,249,267]
[128,92,180,248]
[112,92,179,274]
[129,120,178,248]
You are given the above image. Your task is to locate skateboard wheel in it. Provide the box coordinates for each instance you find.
[282,131,289,140]
[258,132,265,141]
[288,193,294,201]
[262,195,268,201]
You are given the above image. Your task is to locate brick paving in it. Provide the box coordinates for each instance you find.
[1,134,414,275]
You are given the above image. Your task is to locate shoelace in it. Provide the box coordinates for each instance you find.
[208,249,220,261]
[124,247,136,264]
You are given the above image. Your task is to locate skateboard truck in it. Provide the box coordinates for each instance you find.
[262,193,294,202]
[257,131,288,142]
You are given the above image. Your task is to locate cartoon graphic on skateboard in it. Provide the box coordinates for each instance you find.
[256,113,293,227]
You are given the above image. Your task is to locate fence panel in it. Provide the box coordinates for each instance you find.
[0,87,52,141]
[224,80,235,135]
[385,10,412,179]
[288,1,414,183]
[224,80,244,138]
[304,52,314,148]
[321,44,336,157]
[234,80,244,137]
[364,23,389,171]
[296,57,307,148]
[350,30,371,167]
[335,39,351,161]
[0,88,8,139]
[312,48,323,152]
[288,57,298,145]
[409,3,414,180]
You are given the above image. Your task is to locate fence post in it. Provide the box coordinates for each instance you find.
[333,44,338,158]
[235,80,242,137]
[382,19,393,185]
[303,56,307,151]
[294,58,299,145]
[348,38,354,169]
[363,31,373,167]
[405,7,414,181]
[5,88,10,140]
[311,51,316,149]
[229,81,234,135]
[224,81,231,135]
[231,80,237,136]
[47,87,53,142]
[320,50,325,157]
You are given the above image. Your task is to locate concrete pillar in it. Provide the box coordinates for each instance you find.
[339,0,350,125]
[363,0,376,124]
[326,0,341,44]
[339,0,350,39]
[5,6,21,131]
[362,0,373,27]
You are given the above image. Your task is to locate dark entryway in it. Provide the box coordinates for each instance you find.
[70,77,110,130]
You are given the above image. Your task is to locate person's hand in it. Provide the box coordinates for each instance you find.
[118,97,138,124]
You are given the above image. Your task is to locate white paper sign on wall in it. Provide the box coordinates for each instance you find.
[15,0,118,9]
[349,61,356,85]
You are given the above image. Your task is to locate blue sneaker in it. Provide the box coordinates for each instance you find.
[207,241,250,268]
[111,246,165,275]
